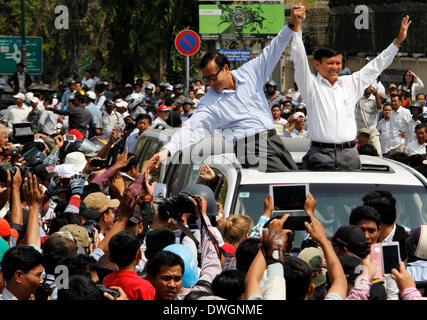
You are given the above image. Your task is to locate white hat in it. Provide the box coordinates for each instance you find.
[62,151,87,172]
[125,83,133,88]
[25,92,34,103]
[86,91,96,100]
[166,85,173,91]
[293,112,306,120]
[13,93,25,100]
[195,89,205,95]
[115,100,128,109]
[30,97,39,104]
[56,164,79,178]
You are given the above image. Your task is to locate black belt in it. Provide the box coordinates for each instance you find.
[254,129,276,139]
[311,140,356,150]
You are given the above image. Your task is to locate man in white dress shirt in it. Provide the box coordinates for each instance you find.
[149,6,305,172]
[404,124,427,157]
[389,94,411,155]
[377,103,393,157]
[290,9,412,170]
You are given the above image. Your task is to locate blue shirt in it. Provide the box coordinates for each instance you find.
[125,131,140,153]
[85,102,101,126]
[164,25,294,156]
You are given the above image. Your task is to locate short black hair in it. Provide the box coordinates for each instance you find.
[144,228,176,260]
[358,144,379,156]
[165,96,175,107]
[199,52,230,70]
[57,275,103,301]
[283,256,312,300]
[49,211,83,235]
[109,231,140,267]
[271,104,281,110]
[349,205,381,228]
[362,190,396,225]
[314,47,342,62]
[235,238,261,273]
[59,254,99,279]
[211,270,246,300]
[120,152,138,173]
[135,114,152,125]
[1,245,44,281]
[415,123,427,133]
[146,251,184,278]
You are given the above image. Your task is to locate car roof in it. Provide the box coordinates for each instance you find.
[239,155,426,186]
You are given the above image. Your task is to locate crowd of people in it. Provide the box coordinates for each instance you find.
[0,4,426,303]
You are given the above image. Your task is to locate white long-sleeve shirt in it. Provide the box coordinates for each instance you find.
[290,31,399,144]
[389,107,411,149]
[377,118,392,154]
[163,25,294,156]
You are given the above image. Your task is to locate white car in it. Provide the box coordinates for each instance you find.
[162,135,427,246]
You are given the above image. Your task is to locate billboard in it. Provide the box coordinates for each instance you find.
[199,4,285,40]
[0,37,43,74]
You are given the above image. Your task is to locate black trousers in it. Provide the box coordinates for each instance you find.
[234,133,298,172]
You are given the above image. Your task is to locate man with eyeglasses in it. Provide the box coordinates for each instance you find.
[149,6,307,172]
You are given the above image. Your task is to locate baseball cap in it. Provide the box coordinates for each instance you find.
[332,225,370,258]
[166,85,174,91]
[210,227,236,254]
[293,112,306,120]
[125,83,133,89]
[13,93,25,100]
[30,97,39,104]
[86,91,96,100]
[83,192,120,213]
[389,83,397,89]
[358,128,371,136]
[338,254,362,284]
[298,247,327,287]
[0,218,19,238]
[59,224,90,248]
[79,207,102,222]
[195,89,205,95]
[62,151,87,173]
[105,98,114,106]
[115,100,128,109]
[157,104,169,112]
[183,98,195,105]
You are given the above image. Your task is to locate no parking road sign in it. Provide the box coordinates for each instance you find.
[175,30,200,56]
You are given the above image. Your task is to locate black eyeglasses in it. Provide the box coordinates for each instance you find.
[203,67,222,83]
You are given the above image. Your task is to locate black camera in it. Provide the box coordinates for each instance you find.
[2,147,21,157]
[35,282,54,300]
[157,192,201,221]
[83,219,100,241]
[0,163,26,183]
[97,284,120,299]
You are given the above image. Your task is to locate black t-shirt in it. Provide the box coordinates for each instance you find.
[166,110,182,128]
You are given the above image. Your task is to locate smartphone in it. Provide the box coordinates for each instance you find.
[91,159,107,168]
[65,134,76,142]
[282,216,311,231]
[382,241,401,274]
[370,243,384,279]
[269,183,309,213]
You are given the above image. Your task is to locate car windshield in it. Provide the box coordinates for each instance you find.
[234,183,427,247]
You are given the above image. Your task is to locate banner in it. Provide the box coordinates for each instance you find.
[199,4,285,40]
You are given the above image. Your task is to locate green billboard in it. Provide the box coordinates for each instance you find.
[0,37,43,74]
[199,4,285,40]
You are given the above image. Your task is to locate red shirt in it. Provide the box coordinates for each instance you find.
[102,270,155,300]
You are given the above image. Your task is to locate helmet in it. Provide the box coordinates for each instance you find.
[145,83,154,91]
[125,93,143,111]
[418,113,427,123]
[408,101,423,111]
[173,84,183,90]
[265,80,277,88]
[179,184,218,216]
[163,244,198,287]
[281,108,293,119]
[295,103,306,111]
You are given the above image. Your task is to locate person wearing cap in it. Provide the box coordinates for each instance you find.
[173,84,185,100]
[265,80,286,108]
[152,104,170,128]
[27,96,44,133]
[389,93,412,155]
[356,128,371,149]
[84,91,102,138]
[290,9,412,170]
[150,8,303,173]
[7,62,32,94]
[96,98,125,138]
[181,98,195,122]
[298,247,328,299]
[405,100,423,149]
[83,192,120,241]
[164,85,175,100]
[331,225,371,259]
[2,92,32,130]
[52,93,92,137]
[193,89,205,106]
[404,123,427,157]
[283,111,308,138]
[59,224,91,254]
[355,86,383,156]
[125,114,152,153]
